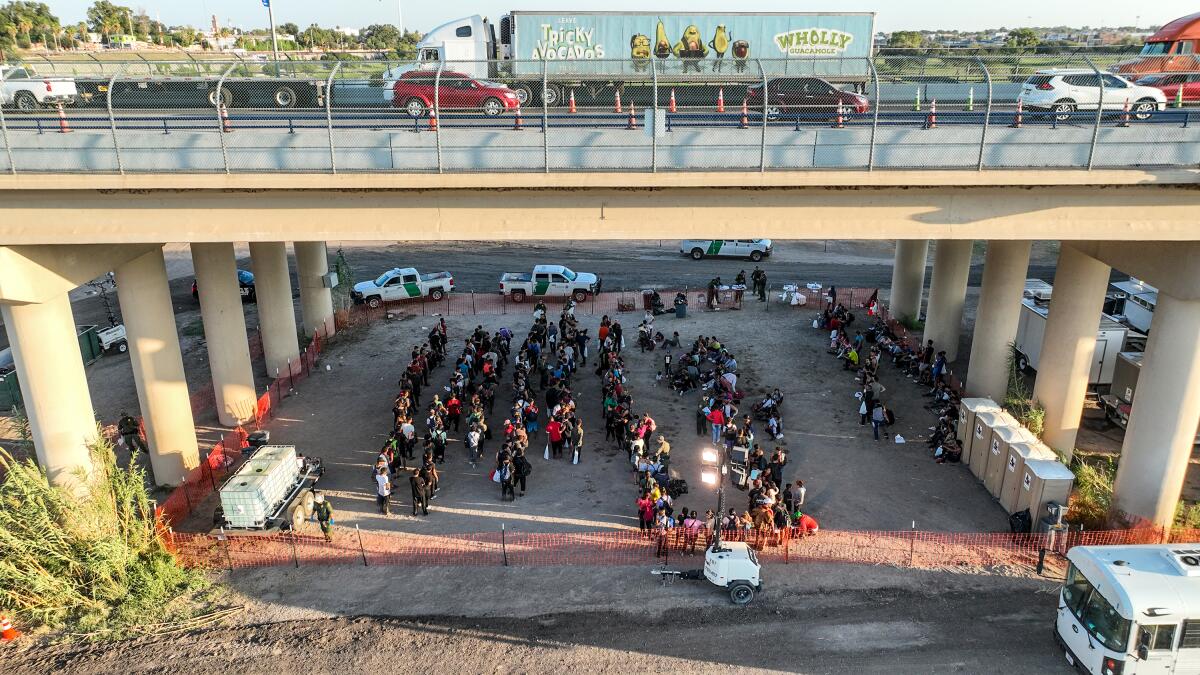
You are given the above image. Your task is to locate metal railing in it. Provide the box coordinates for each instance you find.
[1,55,1197,174]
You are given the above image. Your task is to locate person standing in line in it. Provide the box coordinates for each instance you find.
[707,405,726,445]
[375,466,392,516]
[546,416,565,459]
[514,448,531,496]
[871,400,886,441]
[572,418,585,461]
[499,458,516,501]
[410,471,430,516]
[706,276,720,310]
[465,424,482,467]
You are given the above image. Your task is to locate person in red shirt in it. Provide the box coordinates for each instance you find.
[546,417,565,458]
[446,395,462,432]
[795,512,819,536]
[707,406,726,445]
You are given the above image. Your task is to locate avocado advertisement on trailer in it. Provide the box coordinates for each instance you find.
[515,12,873,70]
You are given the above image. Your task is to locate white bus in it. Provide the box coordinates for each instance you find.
[1057,544,1200,674]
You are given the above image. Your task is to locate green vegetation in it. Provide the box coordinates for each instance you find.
[0,430,206,633]
[331,247,356,313]
[1069,455,1115,528]
[1003,343,1045,438]
[898,316,924,332]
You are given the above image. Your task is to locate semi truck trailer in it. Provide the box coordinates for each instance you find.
[409,11,876,107]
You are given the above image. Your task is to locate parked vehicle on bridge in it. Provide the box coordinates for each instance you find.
[499,264,599,303]
[680,239,773,261]
[745,77,868,118]
[409,12,876,108]
[192,269,256,303]
[1136,73,1200,105]
[350,267,455,307]
[1056,544,1200,675]
[1018,70,1167,121]
[0,66,77,110]
[391,70,521,117]
[1113,11,1200,78]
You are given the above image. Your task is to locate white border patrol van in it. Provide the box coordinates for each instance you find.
[680,239,773,262]
[1057,544,1200,674]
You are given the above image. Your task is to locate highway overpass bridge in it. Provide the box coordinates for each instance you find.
[0,164,1198,529]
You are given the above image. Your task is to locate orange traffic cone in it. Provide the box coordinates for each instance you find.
[55,102,70,132]
[740,98,749,129]
[513,104,523,130]
[669,88,677,113]
[1010,99,1023,129]
[1119,98,1131,127]
[926,98,938,129]
[717,88,726,113]
[614,90,623,114]
[428,106,438,131]
[220,103,232,133]
[0,615,21,642]
[568,90,577,114]
[832,101,845,129]
[627,102,637,130]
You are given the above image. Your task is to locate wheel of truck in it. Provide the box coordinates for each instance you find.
[730,583,755,605]
[749,250,764,262]
[512,82,535,107]
[1016,353,1030,373]
[288,502,306,531]
[405,97,428,118]
[429,288,446,301]
[207,86,233,108]
[511,290,527,303]
[482,97,504,116]
[115,340,128,354]
[300,491,316,518]
[690,248,705,261]
[541,84,562,107]
[13,91,39,111]
[273,85,297,108]
[366,295,383,309]
[572,289,588,303]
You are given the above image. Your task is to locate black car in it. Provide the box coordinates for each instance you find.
[192,269,256,302]
[745,77,870,117]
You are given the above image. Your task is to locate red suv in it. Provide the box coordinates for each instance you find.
[392,70,520,117]
[745,77,870,118]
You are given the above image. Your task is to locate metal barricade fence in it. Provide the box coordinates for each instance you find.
[2,55,1198,174]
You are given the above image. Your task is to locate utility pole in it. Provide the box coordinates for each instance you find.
[263,0,280,73]
[397,1,404,34]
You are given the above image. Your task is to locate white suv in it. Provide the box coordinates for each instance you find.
[1018,69,1167,121]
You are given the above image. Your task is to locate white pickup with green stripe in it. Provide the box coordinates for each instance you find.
[499,264,599,303]
[351,267,454,308]
[680,239,773,261]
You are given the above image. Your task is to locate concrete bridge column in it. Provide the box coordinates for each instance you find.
[922,240,973,362]
[888,239,929,324]
[249,242,301,378]
[1031,245,1111,460]
[0,293,96,487]
[114,247,200,485]
[191,242,257,427]
[1111,292,1200,527]
[294,241,335,339]
[966,241,1032,403]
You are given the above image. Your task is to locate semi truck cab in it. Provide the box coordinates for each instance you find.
[414,15,498,80]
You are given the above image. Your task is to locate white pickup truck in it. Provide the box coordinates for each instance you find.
[351,267,454,308]
[499,264,600,303]
[0,66,78,110]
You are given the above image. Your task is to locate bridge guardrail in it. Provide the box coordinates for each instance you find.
[1,55,1198,174]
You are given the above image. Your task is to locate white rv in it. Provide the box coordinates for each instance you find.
[1057,544,1200,674]
[1110,278,1158,335]
[1013,297,1146,386]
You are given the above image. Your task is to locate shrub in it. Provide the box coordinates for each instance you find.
[1068,456,1115,529]
[0,430,206,633]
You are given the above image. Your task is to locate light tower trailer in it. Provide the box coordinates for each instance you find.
[652,484,763,604]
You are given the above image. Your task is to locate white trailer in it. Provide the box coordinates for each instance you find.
[1100,351,1200,445]
[1056,544,1200,675]
[1013,298,1145,386]
[1110,278,1158,335]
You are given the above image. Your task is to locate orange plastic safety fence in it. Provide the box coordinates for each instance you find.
[167,525,1190,570]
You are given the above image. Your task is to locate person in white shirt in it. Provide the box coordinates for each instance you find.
[466,425,482,466]
[374,467,392,515]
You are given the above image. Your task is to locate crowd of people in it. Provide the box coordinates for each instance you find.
[819,300,965,464]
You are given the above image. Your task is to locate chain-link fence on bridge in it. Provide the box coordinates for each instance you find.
[2,55,1198,174]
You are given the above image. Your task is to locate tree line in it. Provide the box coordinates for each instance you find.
[0,1,420,57]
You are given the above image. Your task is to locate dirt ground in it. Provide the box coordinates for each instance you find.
[5,563,1072,674]
[178,292,1009,537]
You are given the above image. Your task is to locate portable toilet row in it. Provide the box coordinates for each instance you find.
[959,397,1000,469]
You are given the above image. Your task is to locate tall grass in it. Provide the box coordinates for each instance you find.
[1003,343,1045,438]
[0,430,206,633]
